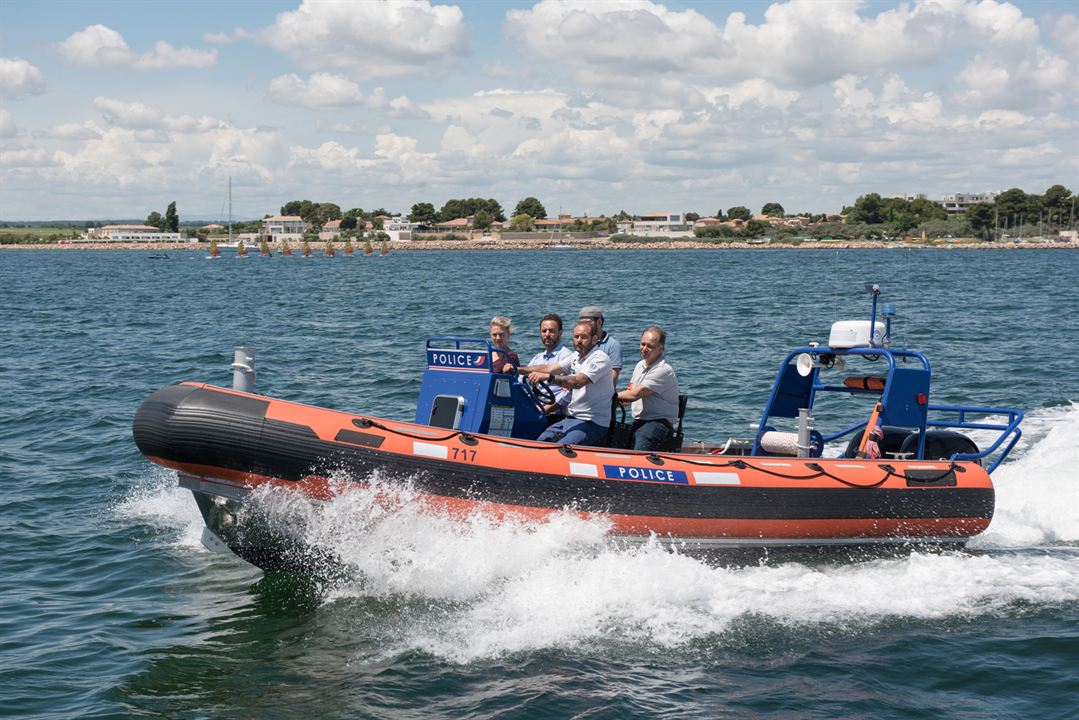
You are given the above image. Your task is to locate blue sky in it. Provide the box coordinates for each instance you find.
[1,0,1076,220]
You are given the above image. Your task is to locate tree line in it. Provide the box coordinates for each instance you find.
[136,184,1074,242]
[839,185,1073,239]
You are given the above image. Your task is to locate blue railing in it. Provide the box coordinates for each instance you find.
[820,405,1022,472]
[924,404,1024,472]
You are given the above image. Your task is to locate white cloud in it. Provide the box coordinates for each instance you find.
[701,79,801,110]
[289,140,370,172]
[203,31,233,45]
[0,145,54,168]
[94,97,162,128]
[954,45,1075,110]
[1050,14,1079,59]
[0,110,17,138]
[266,73,426,118]
[261,0,468,80]
[46,121,284,191]
[201,127,283,185]
[0,57,46,98]
[58,24,216,70]
[388,95,428,119]
[832,74,945,126]
[287,132,438,185]
[46,122,103,140]
[1000,142,1058,166]
[136,41,217,70]
[504,0,1073,108]
[93,96,220,133]
[57,25,131,67]
[203,28,251,45]
[268,73,367,108]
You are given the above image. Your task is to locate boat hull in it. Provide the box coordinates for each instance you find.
[133,384,995,568]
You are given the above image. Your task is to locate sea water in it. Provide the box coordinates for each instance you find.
[1,248,1077,719]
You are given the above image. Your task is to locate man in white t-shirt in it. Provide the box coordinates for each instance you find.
[519,320,613,446]
[616,326,680,451]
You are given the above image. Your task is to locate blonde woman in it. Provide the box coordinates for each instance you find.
[489,316,520,374]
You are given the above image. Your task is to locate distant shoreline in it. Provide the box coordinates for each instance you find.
[1,239,1075,251]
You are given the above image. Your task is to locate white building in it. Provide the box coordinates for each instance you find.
[384,216,418,241]
[260,215,308,242]
[629,212,691,236]
[78,225,185,242]
[940,192,999,215]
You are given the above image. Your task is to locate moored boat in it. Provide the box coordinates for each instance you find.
[133,287,1022,571]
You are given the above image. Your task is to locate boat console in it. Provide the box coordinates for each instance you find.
[415,338,548,440]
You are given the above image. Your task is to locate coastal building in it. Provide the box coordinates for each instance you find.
[384,216,417,242]
[940,191,999,215]
[433,217,472,234]
[78,225,185,242]
[260,215,307,243]
[319,219,342,240]
[633,212,690,234]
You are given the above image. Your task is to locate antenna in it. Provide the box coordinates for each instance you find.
[865,283,881,347]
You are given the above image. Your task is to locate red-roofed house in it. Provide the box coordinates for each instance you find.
[319,219,342,240]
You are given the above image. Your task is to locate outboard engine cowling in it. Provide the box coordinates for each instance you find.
[900,430,981,464]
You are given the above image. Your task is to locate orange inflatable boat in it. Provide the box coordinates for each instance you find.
[133,288,1022,570]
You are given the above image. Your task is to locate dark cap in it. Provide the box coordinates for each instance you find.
[579,305,604,319]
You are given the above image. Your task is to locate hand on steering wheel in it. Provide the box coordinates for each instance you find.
[531,379,558,405]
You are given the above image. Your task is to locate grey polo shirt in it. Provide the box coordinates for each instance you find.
[628,355,679,422]
[558,347,614,425]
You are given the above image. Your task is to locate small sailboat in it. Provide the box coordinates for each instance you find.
[260,239,272,257]
[325,240,335,257]
[302,240,312,258]
[236,240,248,258]
[380,240,389,256]
[207,239,221,260]
[363,237,374,256]
[281,238,292,256]
[343,239,354,256]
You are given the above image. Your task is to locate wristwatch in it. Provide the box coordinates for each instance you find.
[548,372,555,383]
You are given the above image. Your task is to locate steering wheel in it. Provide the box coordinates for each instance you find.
[531,378,558,406]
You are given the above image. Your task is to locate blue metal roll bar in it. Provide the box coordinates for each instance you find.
[754,344,1023,472]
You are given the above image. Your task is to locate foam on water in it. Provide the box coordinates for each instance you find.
[113,466,206,550]
[405,544,1079,662]
[974,403,1079,547]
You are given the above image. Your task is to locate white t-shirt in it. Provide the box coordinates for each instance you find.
[629,355,679,422]
[558,348,614,425]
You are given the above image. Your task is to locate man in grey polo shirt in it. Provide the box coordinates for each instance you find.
[520,320,613,446]
[616,326,680,451]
